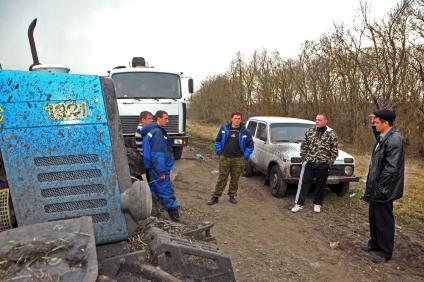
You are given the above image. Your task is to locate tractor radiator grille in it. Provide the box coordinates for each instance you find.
[44,199,107,213]
[120,115,179,135]
[38,169,101,182]
[90,213,111,223]
[41,184,105,198]
[34,154,99,166]
[35,153,111,226]
[49,213,111,223]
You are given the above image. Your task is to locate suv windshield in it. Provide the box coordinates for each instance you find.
[112,72,181,99]
[270,123,314,143]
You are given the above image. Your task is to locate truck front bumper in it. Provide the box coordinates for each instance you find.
[169,135,189,147]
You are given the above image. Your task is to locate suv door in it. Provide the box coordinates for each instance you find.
[253,122,268,174]
[246,120,258,163]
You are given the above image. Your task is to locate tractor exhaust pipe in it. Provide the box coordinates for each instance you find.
[28,18,40,70]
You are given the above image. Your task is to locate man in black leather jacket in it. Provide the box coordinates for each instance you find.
[362,109,405,263]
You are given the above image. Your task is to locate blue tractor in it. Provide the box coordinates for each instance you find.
[0,19,152,244]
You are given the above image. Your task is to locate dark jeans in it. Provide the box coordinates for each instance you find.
[212,156,244,197]
[368,201,394,259]
[295,161,330,205]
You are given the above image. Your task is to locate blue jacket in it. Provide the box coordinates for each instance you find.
[141,123,174,175]
[214,122,254,160]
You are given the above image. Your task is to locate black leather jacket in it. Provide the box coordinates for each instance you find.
[363,128,405,202]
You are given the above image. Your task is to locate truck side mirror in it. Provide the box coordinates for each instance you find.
[188,78,194,94]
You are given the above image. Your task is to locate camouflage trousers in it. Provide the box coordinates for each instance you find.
[212,156,245,197]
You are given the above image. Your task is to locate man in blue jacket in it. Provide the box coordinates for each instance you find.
[208,112,254,205]
[141,110,181,221]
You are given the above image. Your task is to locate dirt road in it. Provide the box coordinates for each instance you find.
[172,138,424,282]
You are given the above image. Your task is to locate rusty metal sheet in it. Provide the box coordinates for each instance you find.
[0,217,97,282]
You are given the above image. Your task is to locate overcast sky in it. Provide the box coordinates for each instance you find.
[0,0,400,85]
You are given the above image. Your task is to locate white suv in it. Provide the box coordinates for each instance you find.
[244,116,359,197]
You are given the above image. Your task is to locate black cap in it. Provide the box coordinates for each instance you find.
[373,109,396,123]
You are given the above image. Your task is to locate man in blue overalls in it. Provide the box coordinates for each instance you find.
[142,110,181,221]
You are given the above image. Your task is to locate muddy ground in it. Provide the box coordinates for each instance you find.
[171,137,424,282]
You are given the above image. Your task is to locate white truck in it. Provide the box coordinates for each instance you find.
[109,57,193,160]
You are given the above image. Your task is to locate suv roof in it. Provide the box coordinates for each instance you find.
[248,116,315,125]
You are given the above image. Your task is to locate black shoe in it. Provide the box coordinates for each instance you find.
[360,245,379,252]
[168,209,180,222]
[229,196,238,204]
[207,197,219,205]
[372,254,391,264]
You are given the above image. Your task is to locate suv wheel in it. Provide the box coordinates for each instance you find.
[269,165,287,197]
[242,161,253,177]
[331,183,349,197]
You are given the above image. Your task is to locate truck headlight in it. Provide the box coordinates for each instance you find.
[174,139,183,145]
[344,166,354,176]
[290,165,302,177]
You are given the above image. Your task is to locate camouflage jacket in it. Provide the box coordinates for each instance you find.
[300,127,338,164]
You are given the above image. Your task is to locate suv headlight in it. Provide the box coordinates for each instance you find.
[291,157,302,163]
[290,165,302,177]
[344,165,354,176]
[344,158,354,163]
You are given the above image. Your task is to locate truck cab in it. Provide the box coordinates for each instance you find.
[109,58,194,160]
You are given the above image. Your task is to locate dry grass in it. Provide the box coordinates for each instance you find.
[186,120,219,141]
[343,144,424,226]
[188,120,424,227]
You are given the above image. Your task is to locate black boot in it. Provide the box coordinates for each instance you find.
[229,196,238,204]
[168,209,180,222]
[207,196,219,205]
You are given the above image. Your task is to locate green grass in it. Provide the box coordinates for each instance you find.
[326,192,345,208]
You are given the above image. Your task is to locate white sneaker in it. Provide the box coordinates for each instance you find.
[291,204,303,213]
[314,205,321,213]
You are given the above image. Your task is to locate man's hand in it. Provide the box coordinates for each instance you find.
[368,114,376,125]
[159,175,166,180]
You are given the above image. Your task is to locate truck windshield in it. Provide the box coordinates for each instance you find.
[270,123,314,143]
[112,72,181,99]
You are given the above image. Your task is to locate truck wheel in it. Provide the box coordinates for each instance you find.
[242,161,253,177]
[173,147,183,160]
[331,183,349,197]
[269,165,287,197]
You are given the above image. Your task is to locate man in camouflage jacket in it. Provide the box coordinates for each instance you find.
[291,114,338,213]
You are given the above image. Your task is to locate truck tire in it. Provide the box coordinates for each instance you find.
[331,182,349,197]
[269,165,287,197]
[242,161,253,177]
[173,147,183,160]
